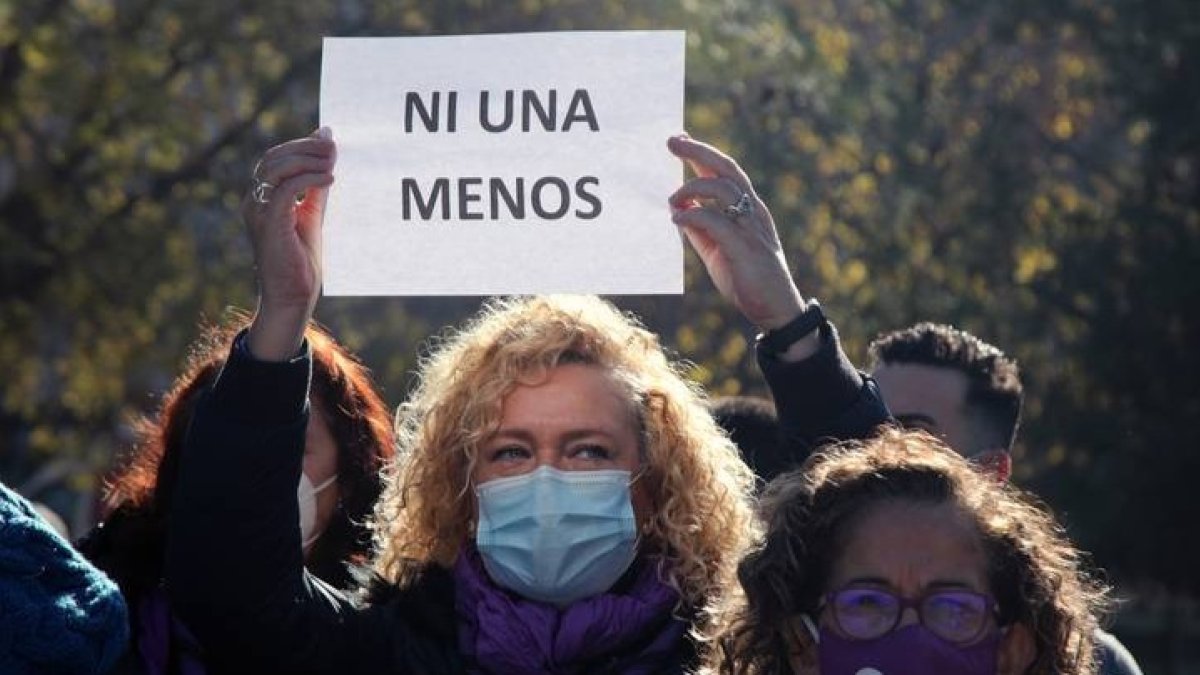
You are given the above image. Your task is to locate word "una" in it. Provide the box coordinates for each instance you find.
[405,89,599,133]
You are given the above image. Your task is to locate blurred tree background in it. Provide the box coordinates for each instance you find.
[1,0,1196,667]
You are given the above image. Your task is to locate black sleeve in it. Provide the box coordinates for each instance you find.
[165,333,398,673]
[755,321,891,481]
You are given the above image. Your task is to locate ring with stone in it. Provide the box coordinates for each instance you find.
[724,191,753,219]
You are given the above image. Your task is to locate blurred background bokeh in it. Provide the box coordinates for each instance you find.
[1,0,1196,669]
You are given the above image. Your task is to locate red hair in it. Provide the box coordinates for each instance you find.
[96,316,394,590]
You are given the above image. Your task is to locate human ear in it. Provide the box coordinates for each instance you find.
[784,615,820,675]
[996,622,1036,675]
[975,450,1012,482]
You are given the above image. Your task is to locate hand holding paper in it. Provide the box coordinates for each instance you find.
[244,128,337,361]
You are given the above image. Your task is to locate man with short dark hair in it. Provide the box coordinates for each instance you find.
[868,322,1022,480]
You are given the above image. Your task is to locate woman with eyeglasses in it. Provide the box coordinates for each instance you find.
[713,427,1111,675]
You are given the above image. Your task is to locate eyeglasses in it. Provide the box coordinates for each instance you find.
[822,586,999,644]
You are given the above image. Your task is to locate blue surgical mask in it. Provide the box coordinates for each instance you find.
[475,465,637,607]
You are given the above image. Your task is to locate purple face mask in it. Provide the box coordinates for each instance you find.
[818,623,1001,675]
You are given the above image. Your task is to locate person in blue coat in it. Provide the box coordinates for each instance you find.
[0,479,128,674]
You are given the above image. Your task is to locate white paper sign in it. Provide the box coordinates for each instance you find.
[319,31,685,296]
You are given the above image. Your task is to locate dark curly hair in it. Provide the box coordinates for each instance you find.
[714,428,1109,675]
[79,316,394,601]
[869,322,1023,454]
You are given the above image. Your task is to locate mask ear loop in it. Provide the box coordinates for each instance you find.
[783,614,820,673]
[312,473,339,494]
[800,614,820,644]
[629,465,649,486]
[785,614,819,644]
[628,466,652,537]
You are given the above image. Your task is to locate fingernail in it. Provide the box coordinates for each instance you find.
[316,126,333,140]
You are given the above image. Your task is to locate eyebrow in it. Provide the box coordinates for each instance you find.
[487,427,623,444]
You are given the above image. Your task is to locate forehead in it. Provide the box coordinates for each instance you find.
[497,362,637,430]
[872,363,969,425]
[830,499,990,595]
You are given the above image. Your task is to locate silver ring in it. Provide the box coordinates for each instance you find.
[724,191,753,219]
[251,178,275,204]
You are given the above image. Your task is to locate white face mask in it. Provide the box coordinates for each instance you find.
[297,473,338,549]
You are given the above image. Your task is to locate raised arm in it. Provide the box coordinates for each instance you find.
[667,134,889,476]
[244,128,336,360]
[165,130,398,671]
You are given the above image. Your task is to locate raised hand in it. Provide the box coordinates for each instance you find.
[243,128,336,360]
[667,134,806,332]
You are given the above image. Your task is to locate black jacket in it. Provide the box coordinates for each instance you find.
[750,321,890,480]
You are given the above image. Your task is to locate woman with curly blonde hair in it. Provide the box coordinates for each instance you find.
[166,132,843,673]
[373,294,756,627]
[714,428,1111,675]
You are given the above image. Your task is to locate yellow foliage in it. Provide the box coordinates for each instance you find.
[20,42,50,73]
[402,8,427,30]
[929,52,962,86]
[1046,443,1068,467]
[810,203,834,237]
[849,173,877,200]
[0,23,13,45]
[842,259,867,290]
[927,0,946,22]
[789,121,823,154]
[774,174,805,209]
[1054,184,1082,214]
[30,425,57,453]
[909,236,932,266]
[688,102,732,138]
[1060,53,1088,79]
[718,333,746,368]
[815,241,839,284]
[162,14,182,41]
[1017,22,1039,44]
[1031,195,1052,221]
[1127,119,1151,145]
[74,0,116,25]
[715,377,742,397]
[1051,113,1074,140]
[814,23,852,76]
[1016,65,1041,88]
[1014,245,1058,283]
[676,325,699,353]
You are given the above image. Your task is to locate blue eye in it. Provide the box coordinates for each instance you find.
[490,445,531,462]
[574,444,612,460]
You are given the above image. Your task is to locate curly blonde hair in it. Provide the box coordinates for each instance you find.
[715,427,1111,675]
[372,295,759,629]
